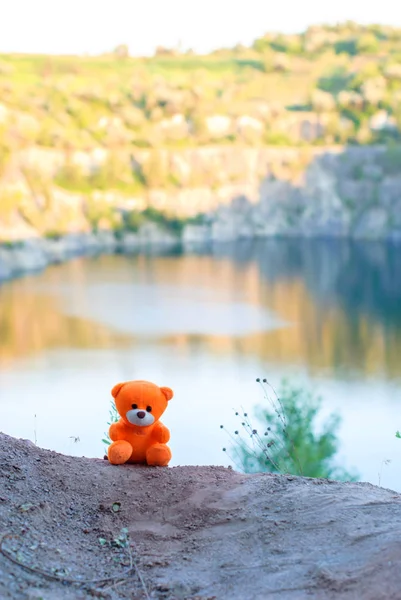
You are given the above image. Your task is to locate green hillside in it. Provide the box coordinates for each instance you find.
[1,21,401,237]
[2,22,401,155]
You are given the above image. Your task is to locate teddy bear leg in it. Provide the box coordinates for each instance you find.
[146,443,172,467]
[108,440,133,465]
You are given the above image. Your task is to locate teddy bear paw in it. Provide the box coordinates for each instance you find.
[146,443,172,467]
[108,440,133,465]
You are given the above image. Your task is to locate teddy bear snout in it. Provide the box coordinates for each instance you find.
[125,408,155,426]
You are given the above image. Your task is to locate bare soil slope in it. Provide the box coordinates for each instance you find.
[1,433,401,600]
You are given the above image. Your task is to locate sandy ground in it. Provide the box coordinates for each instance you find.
[1,432,401,600]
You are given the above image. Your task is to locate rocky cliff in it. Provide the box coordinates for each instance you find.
[184,145,401,245]
[2,144,401,240]
[0,145,324,239]
[1,144,400,281]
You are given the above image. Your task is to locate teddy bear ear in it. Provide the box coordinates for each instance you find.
[160,386,173,401]
[111,382,125,398]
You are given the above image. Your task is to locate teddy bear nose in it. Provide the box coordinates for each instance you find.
[136,411,146,419]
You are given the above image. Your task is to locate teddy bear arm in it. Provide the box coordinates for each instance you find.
[152,422,170,444]
[109,420,126,441]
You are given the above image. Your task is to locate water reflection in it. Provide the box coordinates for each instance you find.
[207,239,401,378]
[224,239,401,326]
[0,269,132,368]
[1,240,401,379]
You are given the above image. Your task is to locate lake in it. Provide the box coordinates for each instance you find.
[0,239,400,491]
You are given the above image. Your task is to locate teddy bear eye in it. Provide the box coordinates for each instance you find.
[146,406,152,413]
[132,403,138,410]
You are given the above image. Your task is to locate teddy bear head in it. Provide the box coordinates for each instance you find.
[111,380,173,428]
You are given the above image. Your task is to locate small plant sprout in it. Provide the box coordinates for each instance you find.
[34,414,37,446]
[113,528,129,548]
[102,400,119,452]
[378,459,392,487]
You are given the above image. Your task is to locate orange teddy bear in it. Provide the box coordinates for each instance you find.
[107,380,173,467]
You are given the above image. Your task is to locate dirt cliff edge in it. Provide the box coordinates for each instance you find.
[1,432,401,600]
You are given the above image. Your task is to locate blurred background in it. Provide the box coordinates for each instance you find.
[0,0,400,490]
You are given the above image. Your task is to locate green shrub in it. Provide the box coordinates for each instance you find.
[119,206,187,235]
[317,66,351,94]
[142,207,185,234]
[334,38,359,56]
[223,379,358,481]
[357,34,380,54]
[122,210,145,232]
